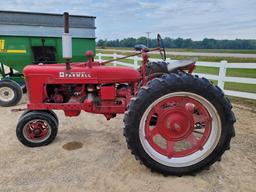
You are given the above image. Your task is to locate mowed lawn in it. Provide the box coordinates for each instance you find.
[97,50,256,94]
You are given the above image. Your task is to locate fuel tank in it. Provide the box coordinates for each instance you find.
[23,62,141,84]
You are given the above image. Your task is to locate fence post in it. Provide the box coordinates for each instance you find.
[98,53,102,62]
[113,53,117,66]
[218,60,227,90]
[166,58,171,63]
[134,56,139,69]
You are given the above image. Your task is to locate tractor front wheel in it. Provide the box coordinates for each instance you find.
[19,110,59,126]
[16,111,58,147]
[0,80,22,107]
[124,73,235,176]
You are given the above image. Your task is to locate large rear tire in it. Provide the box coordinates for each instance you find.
[145,61,168,76]
[124,73,235,176]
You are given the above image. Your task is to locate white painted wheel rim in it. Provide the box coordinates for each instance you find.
[139,92,222,167]
[0,87,15,102]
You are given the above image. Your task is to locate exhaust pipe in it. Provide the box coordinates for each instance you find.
[62,12,72,70]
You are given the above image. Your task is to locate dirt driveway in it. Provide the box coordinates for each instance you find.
[0,98,255,192]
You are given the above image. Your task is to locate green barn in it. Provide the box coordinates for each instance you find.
[0,11,96,106]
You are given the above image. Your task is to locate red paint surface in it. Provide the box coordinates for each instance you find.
[144,96,211,158]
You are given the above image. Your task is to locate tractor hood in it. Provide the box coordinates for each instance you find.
[23,63,141,84]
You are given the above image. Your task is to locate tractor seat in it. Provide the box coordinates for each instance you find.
[167,57,198,71]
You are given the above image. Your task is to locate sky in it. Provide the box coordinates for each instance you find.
[1,0,256,40]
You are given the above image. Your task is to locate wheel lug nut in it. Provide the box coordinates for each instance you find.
[185,103,195,113]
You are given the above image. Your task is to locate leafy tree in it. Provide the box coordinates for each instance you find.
[136,37,148,45]
[97,39,107,48]
[97,37,256,50]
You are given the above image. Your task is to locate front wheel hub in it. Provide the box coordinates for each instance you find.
[23,120,51,143]
[33,129,42,135]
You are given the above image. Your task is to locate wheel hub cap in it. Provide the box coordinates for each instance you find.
[158,107,193,141]
[23,120,50,142]
[4,91,9,96]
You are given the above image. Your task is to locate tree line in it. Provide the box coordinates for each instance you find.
[97,37,256,49]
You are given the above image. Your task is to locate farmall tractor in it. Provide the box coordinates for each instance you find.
[15,13,236,176]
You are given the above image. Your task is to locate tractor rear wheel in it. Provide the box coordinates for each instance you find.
[124,73,235,176]
[16,111,58,147]
[0,80,22,107]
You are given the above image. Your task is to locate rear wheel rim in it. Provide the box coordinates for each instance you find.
[23,119,51,143]
[139,92,221,167]
[0,87,15,102]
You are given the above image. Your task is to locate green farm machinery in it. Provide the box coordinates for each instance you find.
[0,11,96,106]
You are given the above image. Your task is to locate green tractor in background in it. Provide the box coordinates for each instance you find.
[0,11,96,107]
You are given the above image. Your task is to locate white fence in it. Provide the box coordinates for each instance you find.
[96,53,256,100]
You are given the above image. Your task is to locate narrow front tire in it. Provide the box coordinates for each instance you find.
[16,111,58,147]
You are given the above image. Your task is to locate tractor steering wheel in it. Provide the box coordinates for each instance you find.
[157,34,166,61]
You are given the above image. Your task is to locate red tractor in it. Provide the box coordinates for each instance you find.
[15,14,236,176]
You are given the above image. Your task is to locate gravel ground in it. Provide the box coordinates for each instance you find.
[0,97,255,192]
